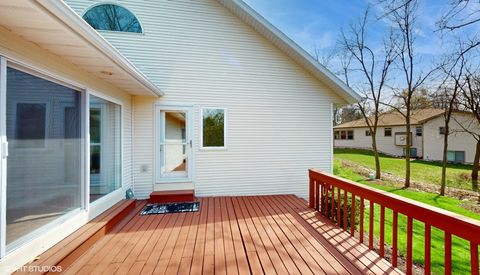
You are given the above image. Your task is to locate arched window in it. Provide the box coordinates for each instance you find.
[83,4,143,33]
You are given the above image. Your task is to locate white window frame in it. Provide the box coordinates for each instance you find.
[0,56,7,258]
[88,91,124,206]
[200,107,228,150]
[155,104,194,183]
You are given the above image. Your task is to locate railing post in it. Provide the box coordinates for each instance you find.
[309,175,314,209]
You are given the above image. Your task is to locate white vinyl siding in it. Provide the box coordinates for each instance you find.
[423,114,479,163]
[67,0,343,199]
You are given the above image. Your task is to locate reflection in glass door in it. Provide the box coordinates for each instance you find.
[158,109,192,181]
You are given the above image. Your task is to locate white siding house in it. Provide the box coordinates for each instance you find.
[0,0,359,271]
[334,109,479,163]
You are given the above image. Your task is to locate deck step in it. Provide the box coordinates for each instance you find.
[149,190,195,203]
[15,199,137,275]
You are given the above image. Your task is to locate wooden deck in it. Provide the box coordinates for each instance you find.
[47,195,403,274]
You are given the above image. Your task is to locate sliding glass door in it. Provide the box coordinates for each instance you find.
[0,60,123,256]
[89,95,121,202]
[5,67,82,249]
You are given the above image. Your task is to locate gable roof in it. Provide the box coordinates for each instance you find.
[216,0,361,104]
[334,108,448,129]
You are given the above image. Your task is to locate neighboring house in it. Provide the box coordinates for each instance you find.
[334,108,480,163]
[0,0,360,270]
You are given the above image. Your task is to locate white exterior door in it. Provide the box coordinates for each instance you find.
[156,106,193,182]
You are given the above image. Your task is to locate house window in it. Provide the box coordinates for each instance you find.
[15,103,47,148]
[366,130,371,136]
[201,108,226,148]
[347,130,354,140]
[89,95,121,202]
[334,131,340,140]
[447,151,465,163]
[439,127,446,135]
[384,128,392,137]
[416,126,423,137]
[5,67,82,247]
[83,4,143,33]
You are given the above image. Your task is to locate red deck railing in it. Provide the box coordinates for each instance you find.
[309,169,480,275]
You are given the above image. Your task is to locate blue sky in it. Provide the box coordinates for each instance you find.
[243,0,454,69]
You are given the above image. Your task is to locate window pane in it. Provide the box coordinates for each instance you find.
[385,128,392,137]
[161,112,188,175]
[340,131,346,140]
[15,103,46,148]
[83,4,142,33]
[89,96,121,202]
[447,151,456,162]
[347,131,354,140]
[6,67,82,247]
[202,109,225,147]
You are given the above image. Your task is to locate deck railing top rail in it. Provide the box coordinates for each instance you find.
[309,169,480,243]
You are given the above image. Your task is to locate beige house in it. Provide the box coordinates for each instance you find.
[334,109,480,163]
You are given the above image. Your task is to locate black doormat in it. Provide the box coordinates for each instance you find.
[140,201,200,215]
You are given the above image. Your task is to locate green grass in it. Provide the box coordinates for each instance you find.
[333,159,480,274]
[335,148,475,190]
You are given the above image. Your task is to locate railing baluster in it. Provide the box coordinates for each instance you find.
[343,190,348,231]
[407,217,413,275]
[315,180,320,211]
[445,232,452,275]
[369,201,374,250]
[425,224,431,275]
[471,242,479,275]
[359,198,364,243]
[392,211,398,267]
[336,188,341,226]
[380,206,385,257]
[330,186,335,221]
[350,194,356,236]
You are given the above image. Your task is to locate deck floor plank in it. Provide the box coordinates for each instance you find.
[48,196,403,275]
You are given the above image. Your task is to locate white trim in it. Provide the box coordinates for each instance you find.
[0,56,7,259]
[88,91,124,200]
[83,91,89,212]
[33,0,163,97]
[200,107,228,150]
[329,103,334,174]
[154,104,194,184]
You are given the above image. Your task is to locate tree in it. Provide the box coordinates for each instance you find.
[461,70,480,190]
[340,7,397,179]
[436,56,466,195]
[379,0,438,188]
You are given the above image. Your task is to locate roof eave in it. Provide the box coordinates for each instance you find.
[36,0,164,97]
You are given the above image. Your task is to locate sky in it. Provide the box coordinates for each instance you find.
[242,0,467,89]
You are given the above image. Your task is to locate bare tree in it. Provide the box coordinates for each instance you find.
[339,7,397,179]
[378,0,439,188]
[436,55,466,195]
[462,70,480,190]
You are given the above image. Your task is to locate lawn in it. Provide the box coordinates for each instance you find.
[333,159,480,274]
[335,148,475,190]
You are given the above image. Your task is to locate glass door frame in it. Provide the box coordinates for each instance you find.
[155,104,194,183]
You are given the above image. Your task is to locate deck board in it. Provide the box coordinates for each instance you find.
[55,195,404,275]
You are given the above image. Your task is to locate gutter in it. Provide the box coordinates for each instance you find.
[35,0,164,97]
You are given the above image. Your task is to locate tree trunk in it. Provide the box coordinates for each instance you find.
[405,120,411,188]
[473,140,480,192]
[371,134,381,179]
[440,123,449,196]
